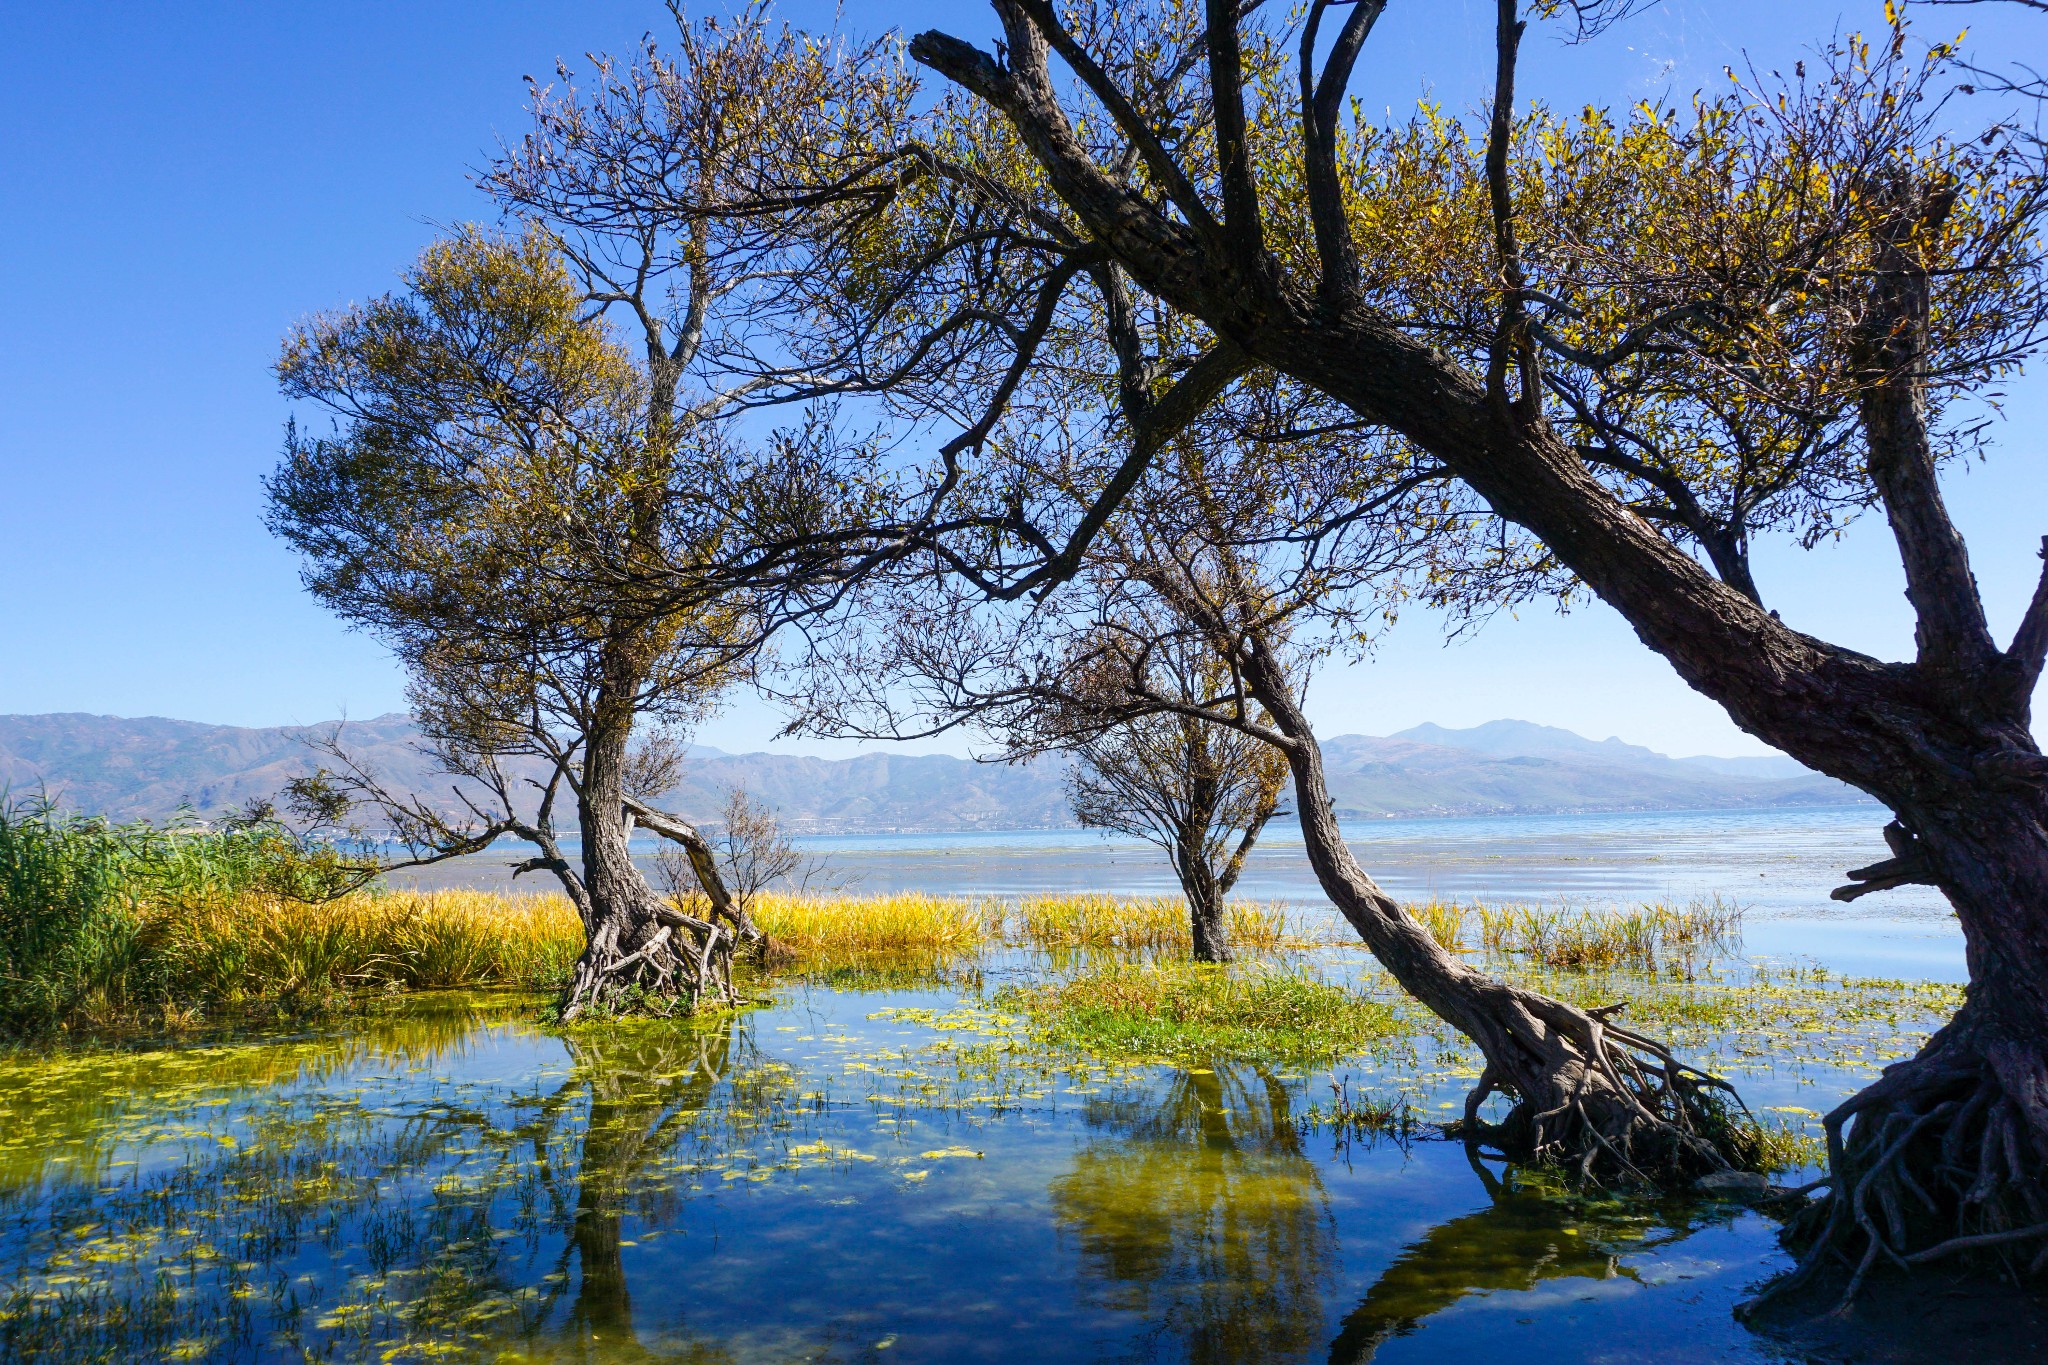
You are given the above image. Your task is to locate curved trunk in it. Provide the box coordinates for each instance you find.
[911,14,2044,1255]
[1234,636,1736,1181]
[621,795,785,960]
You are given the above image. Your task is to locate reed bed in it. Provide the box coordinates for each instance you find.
[748,892,1002,957]
[736,891,1312,960]
[1010,894,1303,953]
[0,799,593,1034]
[153,890,584,1002]
[1464,897,1744,971]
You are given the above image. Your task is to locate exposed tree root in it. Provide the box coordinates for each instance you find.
[1453,980,1744,1186]
[1741,1011,2048,1316]
[560,903,740,1021]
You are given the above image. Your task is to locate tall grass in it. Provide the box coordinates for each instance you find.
[1011,894,1300,953]
[0,800,579,1035]
[154,891,583,1003]
[748,892,1001,957]
[1407,899,1469,952]
[0,803,156,1034]
[737,891,1307,960]
[1467,898,1744,971]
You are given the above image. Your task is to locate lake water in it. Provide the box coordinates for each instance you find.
[397,805,1966,982]
[3,972,1925,1365]
[2,805,1982,1362]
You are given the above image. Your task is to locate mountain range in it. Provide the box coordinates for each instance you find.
[0,712,1866,833]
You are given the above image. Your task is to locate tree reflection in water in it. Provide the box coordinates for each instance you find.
[1326,1152,1725,1364]
[1051,1064,1335,1365]
[1047,1064,1740,1365]
[517,1021,751,1364]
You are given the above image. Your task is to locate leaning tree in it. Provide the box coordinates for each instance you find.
[525,0,1754,1181]
[632,0,2048,1285]
[472,0,2048,1284]
[855,0,2048,1289]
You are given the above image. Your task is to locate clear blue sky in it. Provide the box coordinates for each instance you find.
[2,1,2041,759]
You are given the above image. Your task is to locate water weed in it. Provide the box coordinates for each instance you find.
[998,961,1408,1063]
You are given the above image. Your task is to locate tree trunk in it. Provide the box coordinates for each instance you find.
[1758,787,2048,1302]
[1180,852,1234,964]
[560,694,736,1020]
[909,11,2048,1257]
[1232,630,1738,1182]
[621,794,786,961]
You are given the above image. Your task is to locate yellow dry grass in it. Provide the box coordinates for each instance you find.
[747,892,1003,956]
[1009,894,1304,953]
[147,889,584,1001]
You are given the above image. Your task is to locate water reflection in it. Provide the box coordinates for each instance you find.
[0,995,1811,1363]
[535,1026,744,1363]
[1052,1064,1333,1365]
[1328,1156,1734,1363]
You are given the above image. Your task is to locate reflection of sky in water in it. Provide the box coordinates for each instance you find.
[1,985,1862,1365]
[396,805,1966,981]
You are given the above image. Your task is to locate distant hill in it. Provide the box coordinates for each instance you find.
[1390,719,1814,782]
[0,713,1072,833]
[1322,730,1855,817]
[0,712,1867,832]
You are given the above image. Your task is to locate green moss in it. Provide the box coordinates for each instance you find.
[997,962,1409,1064]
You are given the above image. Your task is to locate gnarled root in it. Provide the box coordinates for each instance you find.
[1458,985,1745,1187]
[559,906,741,1021]
[1742,1012,2048,1316]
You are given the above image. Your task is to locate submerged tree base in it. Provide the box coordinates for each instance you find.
[559,904,745,1021]
[1744,1008,2048,1314]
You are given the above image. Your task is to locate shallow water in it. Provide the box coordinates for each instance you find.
[0,944,1963,1364]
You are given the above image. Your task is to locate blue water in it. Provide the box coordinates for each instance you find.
[4,804,1989,1362]
[398,804,1966,981]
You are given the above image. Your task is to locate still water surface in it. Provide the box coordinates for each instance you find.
[2,807,1975,1362]
[2,989,1822,1364]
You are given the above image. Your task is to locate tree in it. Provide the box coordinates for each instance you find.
[270,227,757,1016]
[455,0,2048,1284]
[271,6,902,1018]
[841,2,2048,1290]
[1062,624,1290,962]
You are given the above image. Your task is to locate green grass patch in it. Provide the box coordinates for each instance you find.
[0,799,578,1037]
[997,961,1408,1064]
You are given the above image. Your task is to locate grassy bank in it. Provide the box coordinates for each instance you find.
[0,801,1331,1035]
[0,802,585,1035]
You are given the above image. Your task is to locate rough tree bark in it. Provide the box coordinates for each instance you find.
[1224,616,1739,1181]
[559,687,740,1020]
[908,4,2048,1272]
[1173,840,1232,964]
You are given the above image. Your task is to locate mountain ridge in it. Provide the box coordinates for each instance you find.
[0,711,1868,833]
